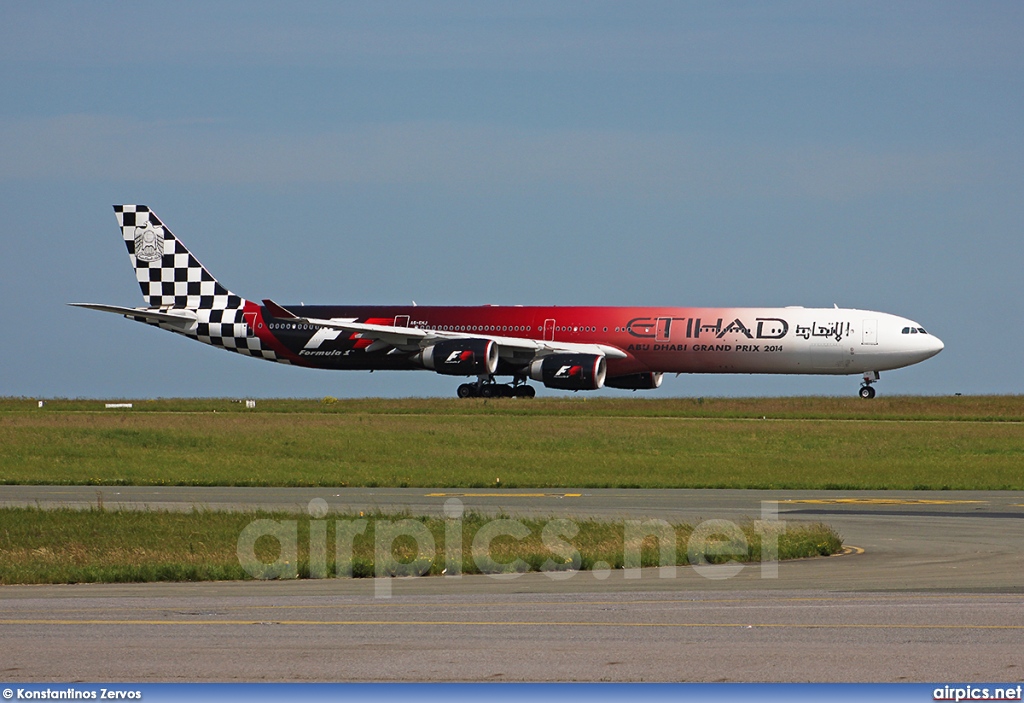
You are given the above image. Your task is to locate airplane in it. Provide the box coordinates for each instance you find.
[71,205,943,399]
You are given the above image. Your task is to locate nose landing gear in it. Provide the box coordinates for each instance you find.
[859,371,879,399]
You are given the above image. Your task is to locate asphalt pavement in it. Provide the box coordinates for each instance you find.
[1,487,1022,681]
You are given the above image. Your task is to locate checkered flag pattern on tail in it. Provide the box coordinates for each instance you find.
[115,204,239,310]
[113,205,282,363]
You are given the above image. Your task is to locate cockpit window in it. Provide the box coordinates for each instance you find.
[902,327,910,334]
[917,328,927,334]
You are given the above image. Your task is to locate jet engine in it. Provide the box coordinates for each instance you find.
[419,339,499,376]
[605,372,663,390]
[526,354,606,391]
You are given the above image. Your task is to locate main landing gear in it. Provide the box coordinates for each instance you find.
[456,377,536,399]
[859,371,879,399]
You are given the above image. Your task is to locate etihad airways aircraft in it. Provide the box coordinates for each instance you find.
[72,205,943,399]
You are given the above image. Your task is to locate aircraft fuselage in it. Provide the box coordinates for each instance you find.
[252,304,942,377]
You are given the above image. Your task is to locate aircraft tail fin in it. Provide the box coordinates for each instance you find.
[114,205,244,310]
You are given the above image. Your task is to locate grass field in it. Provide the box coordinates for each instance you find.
[2,396,1022,490]
[7,395,1024,420]
[0,507,842,585]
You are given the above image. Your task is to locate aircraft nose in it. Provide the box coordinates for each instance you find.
[922,333,944,359]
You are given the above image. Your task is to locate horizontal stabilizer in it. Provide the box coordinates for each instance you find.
[68,303,197,328]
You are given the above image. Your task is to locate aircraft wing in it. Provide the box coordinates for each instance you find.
[262,299,627,360]
[68,303,198,329]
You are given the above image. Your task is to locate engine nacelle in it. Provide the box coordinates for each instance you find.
[420,339,499,376]
[604,372,663,390]
[527,354,606,391]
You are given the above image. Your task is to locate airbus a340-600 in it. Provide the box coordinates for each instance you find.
[72,206,943,399]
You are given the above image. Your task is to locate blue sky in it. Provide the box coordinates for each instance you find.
[2,2,1021,399]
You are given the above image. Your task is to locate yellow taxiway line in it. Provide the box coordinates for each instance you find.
[424,492,582,498]
[780,498,985,505]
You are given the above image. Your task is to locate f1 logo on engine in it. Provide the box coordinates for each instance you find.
[445,350,474,364]
[555,365,582,378]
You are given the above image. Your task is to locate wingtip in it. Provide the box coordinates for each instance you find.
[262,299,298,319]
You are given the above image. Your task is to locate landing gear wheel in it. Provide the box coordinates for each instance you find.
[457,384,476,399]
[859,385,876,399]
[479,384,496,398]
[513,385,536,398]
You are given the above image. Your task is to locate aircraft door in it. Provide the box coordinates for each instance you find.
[862,319,878,345]
[656,317,672,342]
[242,312,258,338]
[394,315,410,328]
[543,319,556,341]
